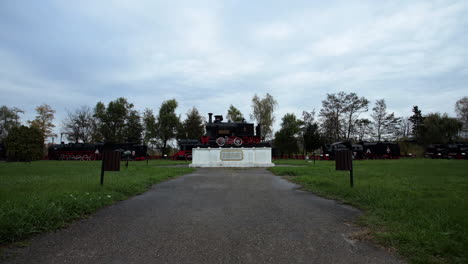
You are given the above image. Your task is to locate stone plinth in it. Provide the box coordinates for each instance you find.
[189,147,274,168]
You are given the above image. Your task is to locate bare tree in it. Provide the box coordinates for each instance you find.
[371,99,400,141]
[343,93,369,140]
[250,93,278,140]
[398,117,412,139]
[455,96,468,134]
[319,92,347,142]
[62,106,94,143]
[354,118,371,142]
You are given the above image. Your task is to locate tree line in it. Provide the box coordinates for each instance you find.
[1,93,467,160]
[273,93,467,155]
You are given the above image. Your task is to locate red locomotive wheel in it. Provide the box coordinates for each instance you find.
[233,137,243,146]
[216,137,226,146]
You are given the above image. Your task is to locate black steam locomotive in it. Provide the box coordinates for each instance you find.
[322,141,400,160]
[48,143,147,161]
[424,144,468,159]
[173,113,269,160]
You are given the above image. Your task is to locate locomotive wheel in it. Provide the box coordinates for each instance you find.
[216,137,226,146]
[233,137,243,146]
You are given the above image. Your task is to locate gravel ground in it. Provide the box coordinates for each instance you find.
[2,168,404,264]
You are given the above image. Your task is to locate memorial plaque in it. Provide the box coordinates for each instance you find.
[335,150,354,187]
[335,150,352,171]
[103,150,121,171]
[220,149,243,161]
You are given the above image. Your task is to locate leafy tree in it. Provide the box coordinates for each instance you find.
[4,125,43,161]
[142,108,157,145]
[421,113,462,144]
[29,104,56,141]
[157,99,180,157]
[371,99,400,141]
[179,107,204,140]
[343,93,369,140]
[274,113,302,155]
[409,106,424,141]
[0,106,23,140]
[93,98,134,143]
[226,105,244,122]
[250,93,278,140]
[300,111,322,154]
[61,106,94,143]
[124,110,143,143]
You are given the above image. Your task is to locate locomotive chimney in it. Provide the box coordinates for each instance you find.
[208,113,213,124]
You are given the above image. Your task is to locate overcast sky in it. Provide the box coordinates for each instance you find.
[1,0,467,139]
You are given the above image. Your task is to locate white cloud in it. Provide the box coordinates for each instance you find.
[1,0,467,138]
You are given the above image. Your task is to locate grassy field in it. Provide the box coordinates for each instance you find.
[271,159,468,264]
[0,160,193,245]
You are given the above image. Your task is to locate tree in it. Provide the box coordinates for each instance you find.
[274,113,302,155]
[142,108,157,145]
[250,93,278,140]
[409,106,424,141]
[300,111,322,154]
[397,117,412,139]
[179,107,204,140]
[226,105,244,122]
[93,98,134,143]
[157,99,180,157]
[371,99,400,141]
[29,104,56,142]
[0,106,23,141]
[421,113,462,144]
[354,118,371,142]
[455,96,468,129]
[319,92,347,142]
[124,110,143,143]
[61,106,94,143]
[4,125,43,161]
[343,93,369,140]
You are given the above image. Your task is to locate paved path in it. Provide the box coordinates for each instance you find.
[3,168,403,264]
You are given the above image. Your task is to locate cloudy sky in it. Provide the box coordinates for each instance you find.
[1,0,467,139]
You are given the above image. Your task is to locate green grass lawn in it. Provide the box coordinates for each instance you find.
[0,160,193,245]
[270,159,468,264]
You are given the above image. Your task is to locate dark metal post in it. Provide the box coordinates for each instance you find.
[313,152,316,165]
[126,155,129,168]
[350,168,354,188]
[100,156,105,185]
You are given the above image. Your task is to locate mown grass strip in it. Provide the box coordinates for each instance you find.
[0,160,193,244]
[270,159,468,264]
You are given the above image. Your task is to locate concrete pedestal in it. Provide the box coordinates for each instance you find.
[189,147,275,168]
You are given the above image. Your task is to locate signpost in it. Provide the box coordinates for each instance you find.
[335,150,354,187]
[100,144,121,185]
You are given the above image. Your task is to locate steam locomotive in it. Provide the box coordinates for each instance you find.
[322,141,401,160]
[48,143,147,161]
[173,113,270,160]
[424,144,468,159]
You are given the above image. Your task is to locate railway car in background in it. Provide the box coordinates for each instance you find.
[424,144,468,159]
[48,143,147,161]
[323,141,400,160]
[362,142,400,159]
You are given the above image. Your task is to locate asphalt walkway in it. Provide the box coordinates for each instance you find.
[2,168,403,264]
